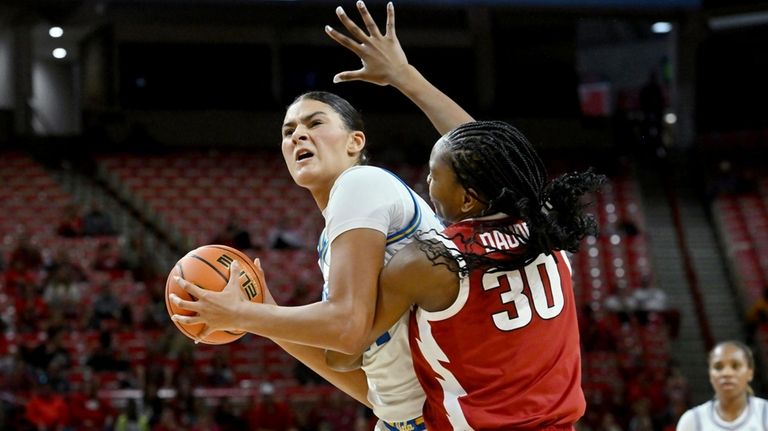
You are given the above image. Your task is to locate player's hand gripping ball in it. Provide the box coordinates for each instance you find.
[165,244,262,344]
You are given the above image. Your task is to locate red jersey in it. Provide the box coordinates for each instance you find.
[408,217,585,430]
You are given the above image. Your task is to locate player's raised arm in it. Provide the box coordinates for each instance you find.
[325,1,474,135]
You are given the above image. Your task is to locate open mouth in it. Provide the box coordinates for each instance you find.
[296,149,314,162]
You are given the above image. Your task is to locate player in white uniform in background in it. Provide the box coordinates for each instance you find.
[171,2,473,429]
[676,341,768,431]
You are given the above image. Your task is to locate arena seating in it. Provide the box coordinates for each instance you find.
[711,175,768,373]
[571,172,672,417]
[0,150,671,429]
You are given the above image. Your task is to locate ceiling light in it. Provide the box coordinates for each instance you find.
[651,22,672,33]
[49,27,64,38]
[52,48,67,59]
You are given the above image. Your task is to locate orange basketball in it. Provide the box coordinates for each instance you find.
[165,244,263,345]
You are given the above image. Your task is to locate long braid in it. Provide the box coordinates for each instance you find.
[417,120,606,274]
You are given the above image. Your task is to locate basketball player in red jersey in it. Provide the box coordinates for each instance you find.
[328,120,605,430]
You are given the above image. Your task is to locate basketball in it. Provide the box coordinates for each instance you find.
[165,244,263,345]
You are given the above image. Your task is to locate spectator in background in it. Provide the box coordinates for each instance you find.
[15,282,50,333]
[24,375,69,431]
[68,378,117,431]
[676,341,767,430]
[56,203,84,237]
[244,382,297,431]
[213,398,247,431]
[114,399,150,431]
[86,331,129,372]
[92,241,123,276]
[82,203,117,236]
[267,220,304,250]
[631,281,668,323]
[745,287,768,343]
[204,352,235,387]
[88,283,122,329]
[628,398,654,431]
[604,284,639,324]
[141,283,169,330]
[119,232,161,283]
[43,250,87,320]
[21,328,71,375]
[8,232,43,273]
[213,214,258,251]
[5,231,43,306]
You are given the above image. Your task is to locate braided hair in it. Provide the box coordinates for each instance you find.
[417,120,606,274]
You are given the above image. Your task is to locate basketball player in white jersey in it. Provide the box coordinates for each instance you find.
[677,341,768,431]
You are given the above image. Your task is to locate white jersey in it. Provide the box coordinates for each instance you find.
[676,397,768,431]
[318,165,443,423]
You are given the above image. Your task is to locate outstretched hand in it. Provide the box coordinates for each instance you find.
[325,1,409,86]
[170,258,275,342]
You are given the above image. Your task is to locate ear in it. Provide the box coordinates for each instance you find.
[346,131,366,156]
[461,188,486,216]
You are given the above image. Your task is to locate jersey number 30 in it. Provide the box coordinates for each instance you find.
[482,256,566,331]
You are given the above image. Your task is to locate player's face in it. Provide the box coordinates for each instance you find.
[427,138,468,224]
[281,99,363,192]
[708,344,753,399]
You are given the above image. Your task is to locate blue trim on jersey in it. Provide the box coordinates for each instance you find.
[382,416,426,431]
[317,233,329,267]
[374,331,391,346]
[381,169,422,246]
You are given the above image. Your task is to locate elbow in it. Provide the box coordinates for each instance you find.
[334,329,369,356]
[325,350,362,372]
[333,318,370,355]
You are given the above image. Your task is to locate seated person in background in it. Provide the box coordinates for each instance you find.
[268,220,304,250]
[57,203,84,237]
[212,213,259,250]
[86,331,129,372]
[9,232,43,273]
[82,203,117,236]
[746,286,768,342]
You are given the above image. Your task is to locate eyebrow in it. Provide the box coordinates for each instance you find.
[282,111,327,129]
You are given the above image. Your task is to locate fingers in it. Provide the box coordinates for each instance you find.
[325,25,362,56]
[335,6,370,43]
[385,2,396,37]
[196,326,215,342]
[355,1,383,38]
[253,257,277,305]
[252,258,268,291]
[226,260,242,292]
[333,70,367,84]
[169,293,200,313]
[170,313,204,325]
[172,276,206,303]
